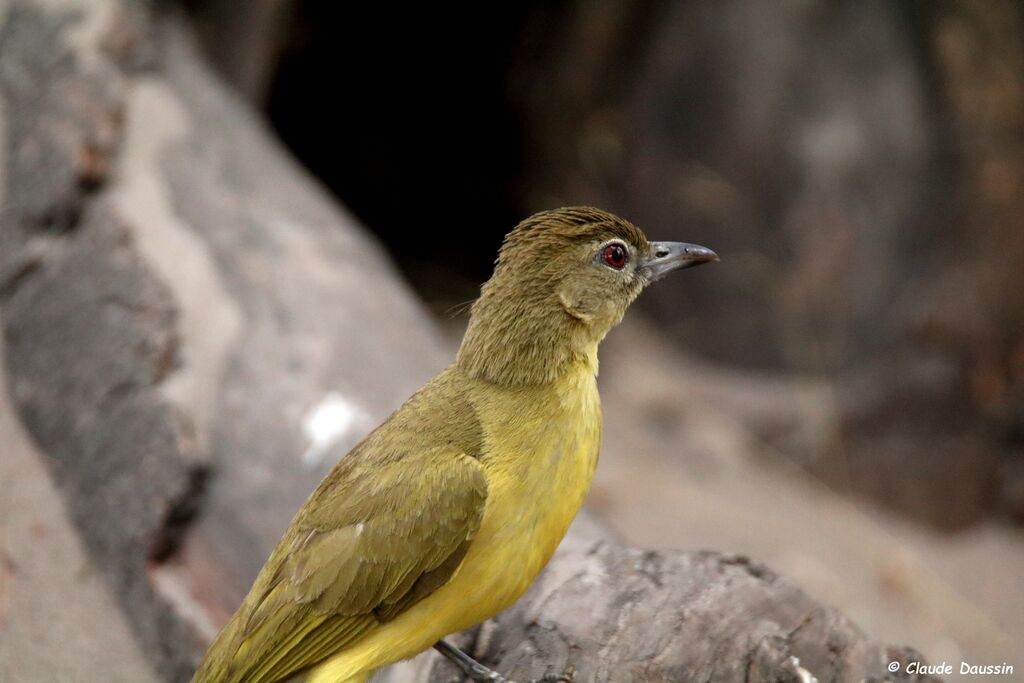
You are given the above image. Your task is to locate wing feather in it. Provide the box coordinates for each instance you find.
[201,447,487,683]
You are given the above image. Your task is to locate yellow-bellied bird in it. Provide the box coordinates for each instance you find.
[192,207,718,683]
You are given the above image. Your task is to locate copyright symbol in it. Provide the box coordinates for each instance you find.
[888,661,901,673]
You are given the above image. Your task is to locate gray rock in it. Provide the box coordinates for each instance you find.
[405,520,940,683]
[0,333,159,683]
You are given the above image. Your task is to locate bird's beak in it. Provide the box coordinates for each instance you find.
[640,241,719,282]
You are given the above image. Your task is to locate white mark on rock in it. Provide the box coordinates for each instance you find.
[355,522,366,536]
[788,656,818,683]
[301,392,369,469]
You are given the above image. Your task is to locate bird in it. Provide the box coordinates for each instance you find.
[192,207,717,683]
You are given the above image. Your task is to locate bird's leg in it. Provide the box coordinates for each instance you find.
[433,640,574,683]
[434,640,508,682]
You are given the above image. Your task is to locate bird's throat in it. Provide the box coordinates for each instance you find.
[456,293,599,386]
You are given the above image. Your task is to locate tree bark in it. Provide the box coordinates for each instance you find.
[0,2,941,681]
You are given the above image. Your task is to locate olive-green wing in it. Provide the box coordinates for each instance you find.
[196,445,487,683]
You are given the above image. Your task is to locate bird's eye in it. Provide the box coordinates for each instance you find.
[602,243,628,270]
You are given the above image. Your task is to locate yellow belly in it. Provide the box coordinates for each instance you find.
[308,366,601,682]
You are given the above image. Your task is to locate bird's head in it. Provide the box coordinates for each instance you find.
[458,207,717,385]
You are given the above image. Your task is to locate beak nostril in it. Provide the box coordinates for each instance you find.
[645,241,718,278]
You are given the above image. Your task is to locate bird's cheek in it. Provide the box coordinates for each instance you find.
[557,286,597,324]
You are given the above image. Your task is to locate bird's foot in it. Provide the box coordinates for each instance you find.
[434,640,574,683]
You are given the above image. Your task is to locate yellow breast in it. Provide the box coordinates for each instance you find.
[306,362,602,681]
[455,360,603,620]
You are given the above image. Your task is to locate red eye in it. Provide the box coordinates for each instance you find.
[602,243,627,269]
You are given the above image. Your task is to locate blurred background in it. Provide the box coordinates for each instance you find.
[181,0,1024,527]
[2,0,1023,680]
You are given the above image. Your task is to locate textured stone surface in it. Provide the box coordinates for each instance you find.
[0,3,208,677]
[0,0,448,678]
[0,328,159,683]
[404,520,940,683]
